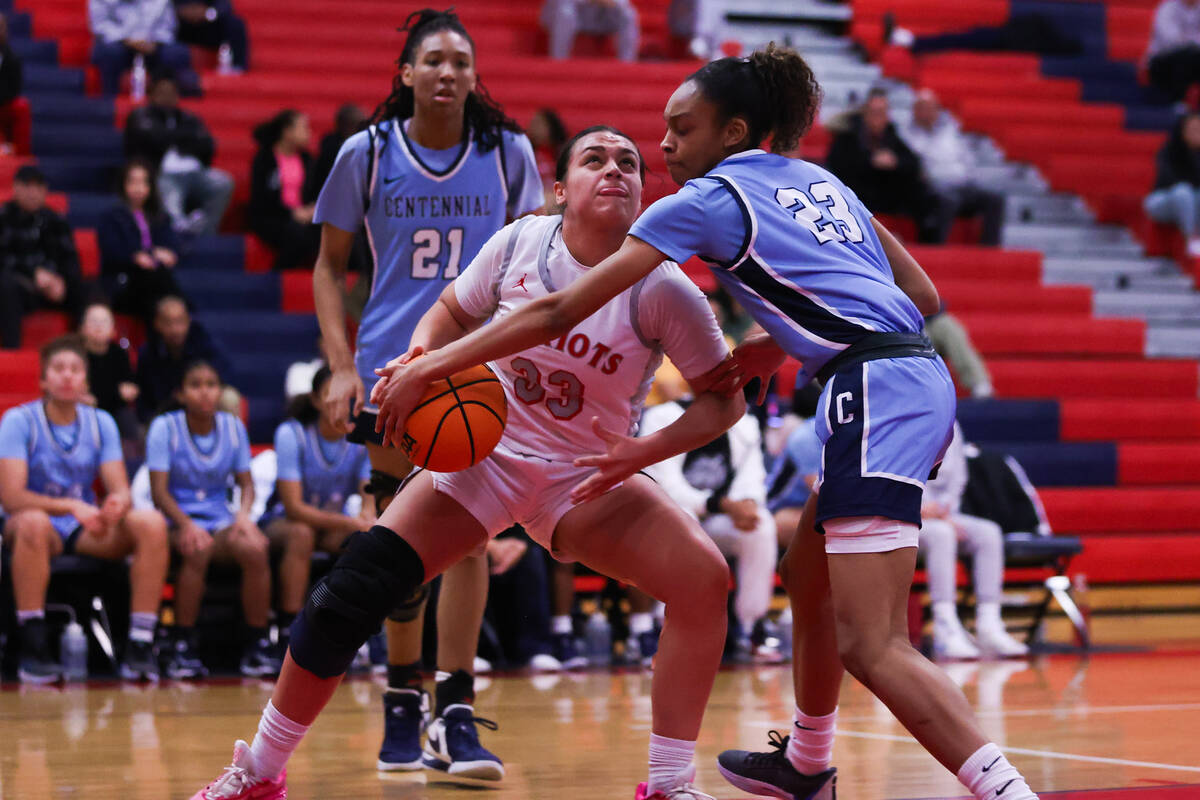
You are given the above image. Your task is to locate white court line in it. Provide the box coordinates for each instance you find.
[830,705,1200,724]
[834,730,1200,773]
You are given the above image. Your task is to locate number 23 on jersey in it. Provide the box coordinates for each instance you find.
[775,181,864,245]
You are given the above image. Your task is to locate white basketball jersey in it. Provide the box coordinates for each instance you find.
[454,215,729,462]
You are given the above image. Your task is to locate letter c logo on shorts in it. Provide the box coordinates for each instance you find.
[836,391,855,424]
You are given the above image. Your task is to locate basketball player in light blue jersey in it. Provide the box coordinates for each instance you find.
[0,335,168,684]
[260,365,373,651]
[146,360,277,679]
[375,44,1042,800]
[310,8,542,779]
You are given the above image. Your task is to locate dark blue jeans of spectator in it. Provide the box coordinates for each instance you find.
[176,12,250,70]
[1149,46,1200,102]
[91,41,201,96]
[482,539,555,668]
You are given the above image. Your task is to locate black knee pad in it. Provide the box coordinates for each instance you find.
[387,583,430,622]
[364,468,404,508]
[289,525,426,678]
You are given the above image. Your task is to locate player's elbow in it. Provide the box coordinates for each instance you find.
[912,285,940,317]
[538,294,581,339]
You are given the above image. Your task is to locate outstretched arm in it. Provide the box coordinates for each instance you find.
[374,236,666,446]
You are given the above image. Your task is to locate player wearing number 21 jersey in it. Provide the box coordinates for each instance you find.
[314,118,543,405]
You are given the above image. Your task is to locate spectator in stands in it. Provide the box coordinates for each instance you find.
[123,71,234,236]
[482,528,561,670]
[542,0,639,62]
[668,0,717,60]
[921,423,1029,660]
[259,366,373,652]
[826,87,947,243]
[147,359,278,678]
[249,109,321,270]
[80,303,141,444]
[136,294,241,422]
[925,306,994,398]
[527,108,569,206]
[1145,111,1200,257]
[640,367,781,662]
[312,104,366,192]
[0,14,31,155]
[98,158,185,322]
[173,0,249,73]
[89,0,200,96]
[284,336,328,402]
[901,89,1006,246]
[0,166,86,350]
[1145,0,1200,104]
[0,336,169,683]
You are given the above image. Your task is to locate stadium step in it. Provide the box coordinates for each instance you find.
[989,359,1197,399]
[1039,487,1200,534]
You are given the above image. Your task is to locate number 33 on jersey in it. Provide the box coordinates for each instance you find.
[453,215,731,459]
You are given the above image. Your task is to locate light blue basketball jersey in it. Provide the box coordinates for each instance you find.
[262,420,370,522]
[0,401,121,537]
[631,149,925,386]
[145,410,250,531]
[315,119,542,400]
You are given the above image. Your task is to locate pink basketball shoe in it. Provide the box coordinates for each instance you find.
[190,740,287,800]
[634,780,715,799]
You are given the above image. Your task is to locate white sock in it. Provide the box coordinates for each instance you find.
[785,706,837,775]
[958,743,1038,800]
[976,602,1005,633]
[551,615,573,635]
[629,612,655,636]
[248,701,310,780]
[129,612,157,644]
[932,601,960,626]
[16,609,44,624]
[647,733,695,794]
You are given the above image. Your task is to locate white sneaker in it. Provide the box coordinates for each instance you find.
[976,625,1030,658]
[528,653,563,672]
[932,620,981,660]
[473,656,492,674]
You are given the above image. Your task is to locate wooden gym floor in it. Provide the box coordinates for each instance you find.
[2,626,1199,799]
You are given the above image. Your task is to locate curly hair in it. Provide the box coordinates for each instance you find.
[370,8,521,153]
[688,42,823,154]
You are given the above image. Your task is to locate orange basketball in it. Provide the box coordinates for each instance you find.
[399,363,507,472]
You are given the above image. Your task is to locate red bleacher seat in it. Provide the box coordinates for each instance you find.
[0,351,41,397]
[74,229,99,279]
[21,312,72,350]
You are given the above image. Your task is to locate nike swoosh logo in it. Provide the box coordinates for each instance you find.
[383,175,402,185]
[996,779,1016,796]
[982,755,1002,772]
[794,722,815,730]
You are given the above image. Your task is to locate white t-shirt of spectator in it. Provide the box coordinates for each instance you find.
[1146,0,1200,61]
[454,214,729,462]
[900,114,971,189]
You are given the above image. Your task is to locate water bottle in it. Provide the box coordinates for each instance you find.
[61,619,88,681]
[130,54,147,101]
[584,610,611,667]
[1071,573,1091,649]
[217,43,235,74]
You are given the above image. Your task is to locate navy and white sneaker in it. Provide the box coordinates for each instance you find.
[421,704,504,780]
[717,731,836,800]
[119,639,160,682]
[551,632,589,670]
[377,688,430,771]
[239,637,281,678]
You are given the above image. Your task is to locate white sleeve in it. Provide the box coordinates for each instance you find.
[640,266,729,382]
[454,222,516,320]
[638,402,710,519]
[726,415,769,507]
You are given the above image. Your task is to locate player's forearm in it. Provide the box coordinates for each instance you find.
[2,488,81,517]
[635,391,746,472]
[410,298,473,354]
[871,217,940,315]
[151,488,192,529]
[313,256,355,373]
[417,293,570,383]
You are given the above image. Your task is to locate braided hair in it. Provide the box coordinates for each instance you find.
[370,8,521,153]
[687,42,823,154]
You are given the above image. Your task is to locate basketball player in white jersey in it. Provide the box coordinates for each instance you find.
[188,127,740,800]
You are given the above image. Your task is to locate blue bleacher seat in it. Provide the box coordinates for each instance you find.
[23,65,87,94]
[176,272,281,312]
[974,441,1117,487]
[957,399,1060,443]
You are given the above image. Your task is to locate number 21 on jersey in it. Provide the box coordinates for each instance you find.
[775,181,864,245]
[411,226,463,279]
